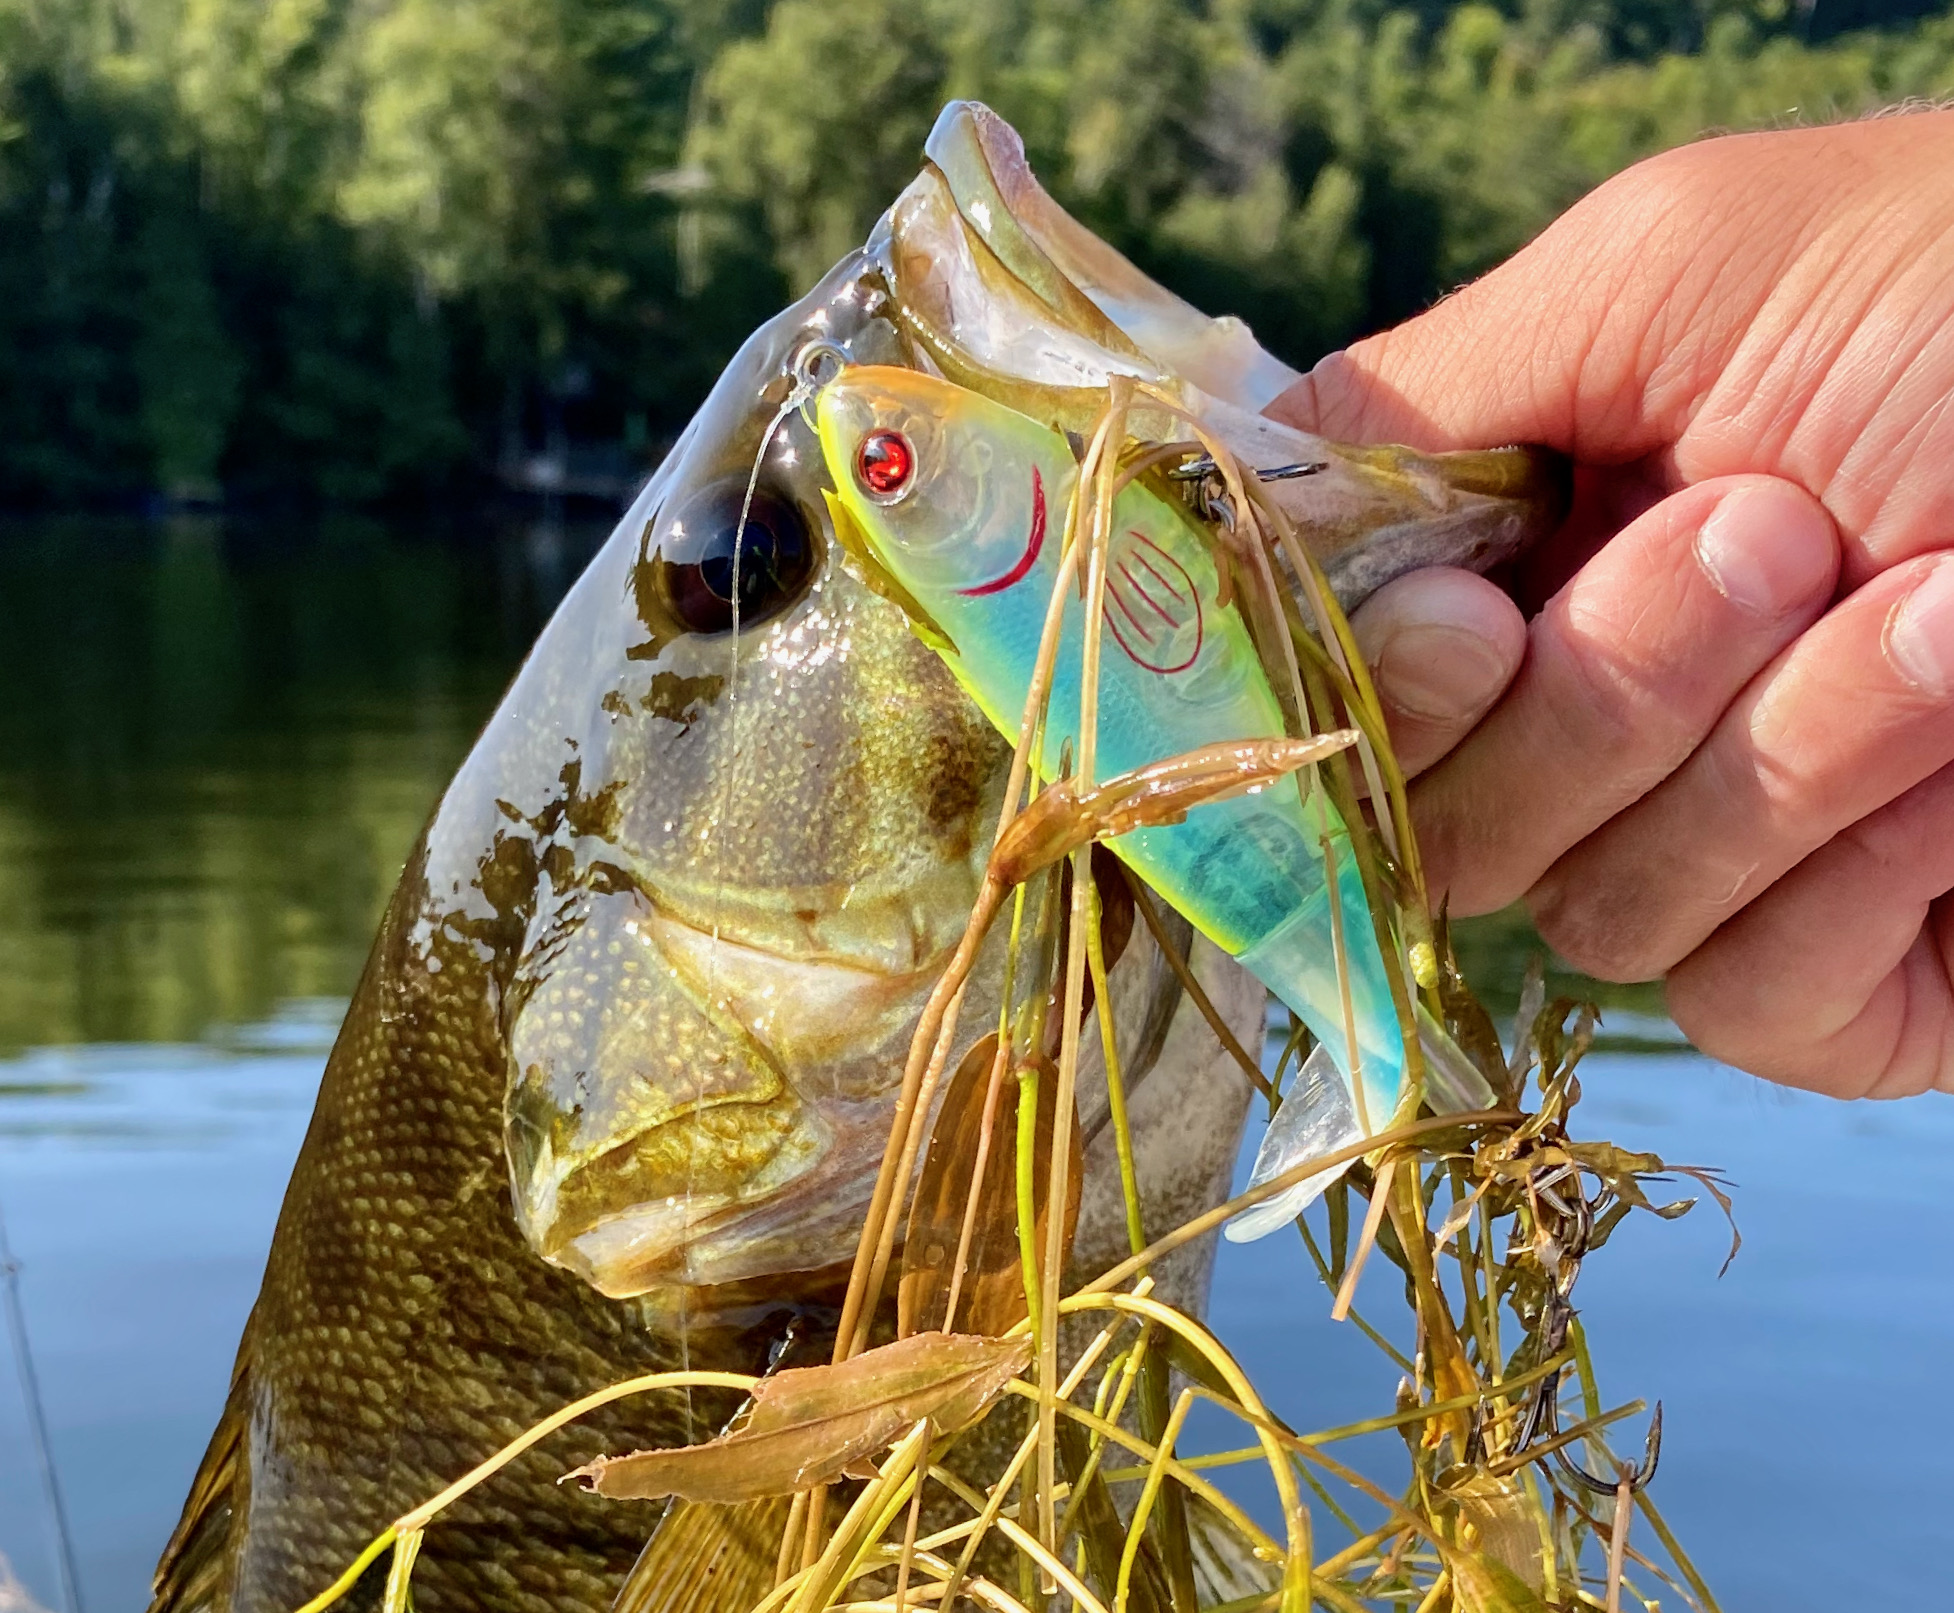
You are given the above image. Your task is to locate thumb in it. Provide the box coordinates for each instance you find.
[1348,567,1525,779]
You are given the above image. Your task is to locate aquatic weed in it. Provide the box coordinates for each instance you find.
[295,384,1731,1613]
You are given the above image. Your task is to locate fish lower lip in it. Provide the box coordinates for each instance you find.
[555,1124,888,1296]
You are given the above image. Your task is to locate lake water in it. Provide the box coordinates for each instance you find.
[1,516,1950,1612]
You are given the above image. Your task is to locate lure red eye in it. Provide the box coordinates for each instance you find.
[856,430,914,498]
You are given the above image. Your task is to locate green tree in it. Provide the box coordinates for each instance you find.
[2,0,1953,507]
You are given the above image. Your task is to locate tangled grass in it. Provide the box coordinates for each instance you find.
[298,379,1729,1613]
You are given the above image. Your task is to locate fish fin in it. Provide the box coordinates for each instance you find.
[1224,1043,1363,1243]
[1186,1489,1280,1604]
[148,1321,256,1613]
[611,1496,793,1613]
[1416,1005,1497,1114]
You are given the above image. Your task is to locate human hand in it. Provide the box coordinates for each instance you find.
[1270,110,1954,1098]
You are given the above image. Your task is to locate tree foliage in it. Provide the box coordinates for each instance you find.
[2,0,1951,505]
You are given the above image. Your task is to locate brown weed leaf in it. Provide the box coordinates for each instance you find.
[990,734,1356,885]
[899,1041,1082,1338]
[1567,1141,1740,1273]
[568,1332,1031,1502]
[1432,906,1510,1098]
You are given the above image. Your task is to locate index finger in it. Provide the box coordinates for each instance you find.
[1266,114,1954,580]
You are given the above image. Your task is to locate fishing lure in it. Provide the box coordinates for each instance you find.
[815,366,1469,1234]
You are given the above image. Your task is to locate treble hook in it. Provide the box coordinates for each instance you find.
[1167,453,1328,484]
[1537,1368,1664,1496]
[1526,1159,1595,1279]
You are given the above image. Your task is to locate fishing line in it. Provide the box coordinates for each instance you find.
[681,365,812,1425]
[0,1193,83,1613]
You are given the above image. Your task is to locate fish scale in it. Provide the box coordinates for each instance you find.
[154,850,727,1611]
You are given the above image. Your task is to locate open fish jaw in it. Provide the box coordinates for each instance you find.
[878,102,1566,606]
[913,100,1301,411]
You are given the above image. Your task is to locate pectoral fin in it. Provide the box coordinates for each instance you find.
[612,1496,794,1613]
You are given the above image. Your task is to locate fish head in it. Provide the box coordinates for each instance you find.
[436,102,1561,1311]
[438,258,1016,1302]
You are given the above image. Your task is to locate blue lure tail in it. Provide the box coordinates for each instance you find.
[1226,998,1496,1243]
[1234,837,1406,1133]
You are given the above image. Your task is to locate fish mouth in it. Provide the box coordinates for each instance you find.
[505,889,973,1298]
[873,102,1568,606]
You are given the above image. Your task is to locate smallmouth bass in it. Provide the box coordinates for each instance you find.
[153,102,1563,1613]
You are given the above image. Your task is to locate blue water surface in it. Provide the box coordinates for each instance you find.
[0,1010,334,1609]
[3,1015,1951,1611]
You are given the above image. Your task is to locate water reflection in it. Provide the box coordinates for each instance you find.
[0,512,609,1052]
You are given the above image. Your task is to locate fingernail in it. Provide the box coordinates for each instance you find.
[1375,625,1510,722]
[1694,482,1837,617]
[1887,557,1954,697]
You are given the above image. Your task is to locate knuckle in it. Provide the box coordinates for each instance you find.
[1586,137,1748,245]
[1535,622,1688,793]
[1670,939,1938,1101]
[1663,976,1742,1065]
[1528,884,1664,984]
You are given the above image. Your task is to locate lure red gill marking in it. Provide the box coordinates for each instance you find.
[1105,530,1202,675]
[1104,567,1156,643]
[957,468,1046,597]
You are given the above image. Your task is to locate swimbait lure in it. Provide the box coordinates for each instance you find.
[817,366,1457,1230]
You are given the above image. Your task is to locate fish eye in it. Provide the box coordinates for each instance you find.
[656,485,816,636]
[855,429,915,501]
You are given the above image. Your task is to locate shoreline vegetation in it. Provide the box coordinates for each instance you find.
[3,0,1953,511]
